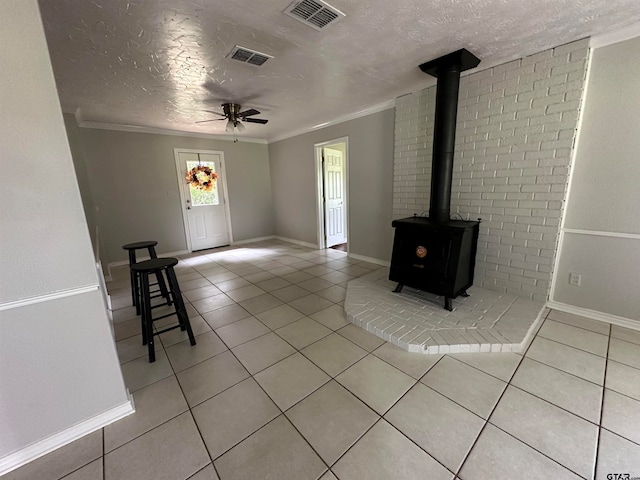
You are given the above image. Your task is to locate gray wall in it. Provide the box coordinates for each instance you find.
[553,36,640,320]
[0,0,129,465]
[65,124,274,265]
[64,115,97,238]
[269,108,396,262]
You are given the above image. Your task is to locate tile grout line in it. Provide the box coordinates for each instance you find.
[106,242,623,480]
[209,316,434,473]
[116,281,480,476]
[217,342,335,474]
[295,354,450,474]
[507,383,601,427]
[162,329,224,480]
[521,355,606,388]
[454,314,545,478]
[126,274,360,410]
[592,322,613,480]
[51,433,106,480]
[482,422,591,479]
[455,313,600,479]
[547,315,614,336]
[445,354,517,383]
[374,355,460,476]
[599,426,640,448]
[536,332,609,358]
[102,428,106,480]
[186,464,212,479]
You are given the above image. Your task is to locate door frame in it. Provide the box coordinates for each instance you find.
[314,137,349,251]
[173,148,233,252]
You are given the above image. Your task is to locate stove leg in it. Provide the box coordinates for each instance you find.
[461,290,470,297]
[393,283,404,293]
[445,297,453,311]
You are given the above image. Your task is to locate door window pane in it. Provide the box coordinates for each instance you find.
[186,161,219,206]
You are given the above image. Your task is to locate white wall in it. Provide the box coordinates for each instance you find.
[552,36,640,321]
[393,39,589,302]
[269,108,396,262]
[0,0,130,471]
[64,124,275,265]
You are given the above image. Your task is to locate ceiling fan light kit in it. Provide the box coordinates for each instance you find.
[226,119,245,133]
[197,102,268,140]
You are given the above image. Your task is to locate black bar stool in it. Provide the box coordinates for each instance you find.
[131,257,196,362]
[122,241,170,314]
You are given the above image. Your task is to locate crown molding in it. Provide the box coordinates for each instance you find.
[590,25,640,49]
[268,99,396,144]
[72,111,267,144]
[72,100,397,145]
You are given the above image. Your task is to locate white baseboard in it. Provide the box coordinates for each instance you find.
[107,249,189,272]
[231,235,276,245]
[348,252,391,267]
[0,394,135,476]
[546,301,640,331]
[274,236,319,249]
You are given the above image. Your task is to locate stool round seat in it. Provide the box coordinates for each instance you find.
[122,240,158,251]
[131,257,179,273]
[122,240,169,314]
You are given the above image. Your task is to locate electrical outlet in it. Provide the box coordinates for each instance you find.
[569,273,582,286]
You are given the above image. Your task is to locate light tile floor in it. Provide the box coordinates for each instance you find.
[7,240,640,480]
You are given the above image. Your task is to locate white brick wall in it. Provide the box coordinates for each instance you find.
[392,39,589,302]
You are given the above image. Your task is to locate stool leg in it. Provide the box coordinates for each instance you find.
[135,271,142,316]
[166,267,196,346]
[128,250,140,314]
[140,272,156,362]
[140,281,147,346]
[149,246,171,305]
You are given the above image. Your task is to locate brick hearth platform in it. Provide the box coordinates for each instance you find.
[345,269,545,354]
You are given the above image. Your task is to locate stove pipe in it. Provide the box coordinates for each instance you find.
[419,49,480,223]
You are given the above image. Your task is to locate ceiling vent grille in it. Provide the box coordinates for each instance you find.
[284,0,345,31]
[227,46,273,66]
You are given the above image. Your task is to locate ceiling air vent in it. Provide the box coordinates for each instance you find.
[227,46,273,66]
[284,0,345,31]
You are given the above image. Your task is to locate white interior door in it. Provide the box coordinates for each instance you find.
[324,146,347,247]
[176,151,230,251]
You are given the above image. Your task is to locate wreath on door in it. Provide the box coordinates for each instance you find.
[186,165,218,192]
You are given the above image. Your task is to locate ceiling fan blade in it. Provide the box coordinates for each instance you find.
[195,118,225,123]
[243,118,268,124]
[239,108,260,117]
[202,110,226,116]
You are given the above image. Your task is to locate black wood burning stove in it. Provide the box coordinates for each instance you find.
[390,217,479,311]
[390,49,481,311]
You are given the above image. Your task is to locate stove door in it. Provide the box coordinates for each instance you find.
[390,225,460,292]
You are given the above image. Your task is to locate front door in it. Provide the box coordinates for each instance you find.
[323,146,347,247]
[176,150,230,251]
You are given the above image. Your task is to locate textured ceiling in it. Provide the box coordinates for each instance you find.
[38,0,640,142]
